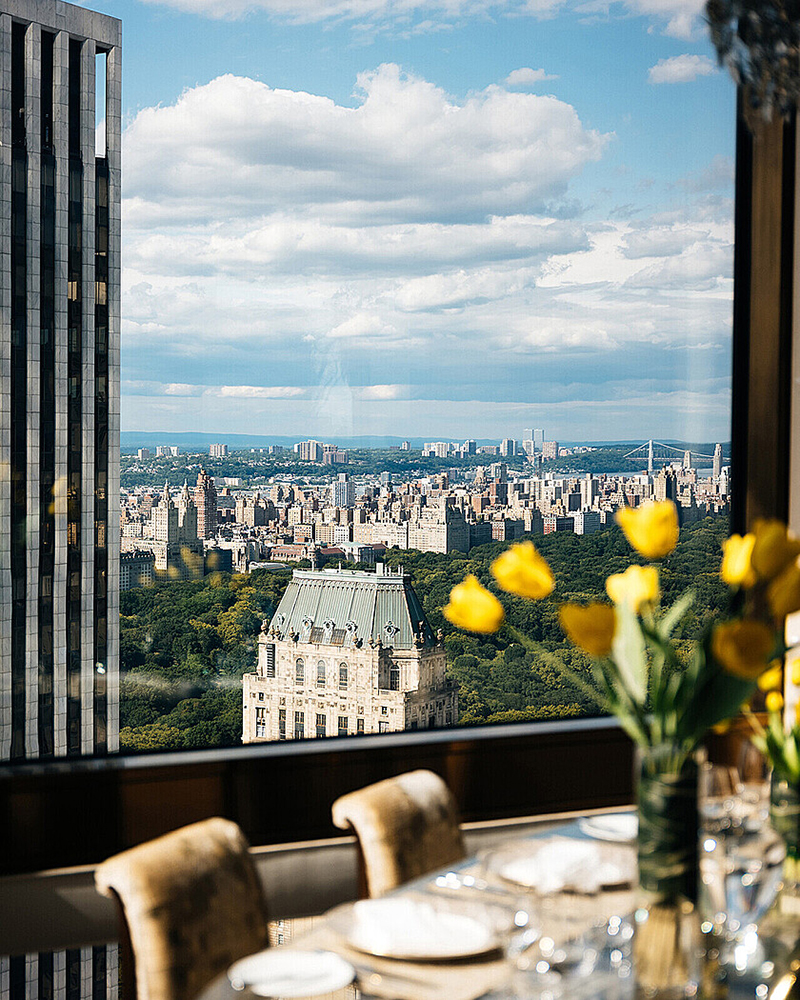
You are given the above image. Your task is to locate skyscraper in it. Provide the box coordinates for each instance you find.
[194,466,218,539]
[1,0,121,762]
[713,443,723,478]
[331,472,354,508]
[1,5,121,999]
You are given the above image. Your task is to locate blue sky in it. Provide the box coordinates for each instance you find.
[82,0,735,443]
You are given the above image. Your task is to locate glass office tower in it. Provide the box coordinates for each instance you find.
[0,0,120,763]
[0,6,122,998]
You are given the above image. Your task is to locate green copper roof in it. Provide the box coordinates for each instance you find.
[269,566,435,650]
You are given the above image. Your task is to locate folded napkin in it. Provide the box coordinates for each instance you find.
[348,898,496,959]
[499,838,631,894]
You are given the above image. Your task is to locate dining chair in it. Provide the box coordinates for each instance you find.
[331,768,466,897]
[94,817,269,1000]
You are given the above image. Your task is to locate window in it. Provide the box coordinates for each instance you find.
[316,714,326,738]
[255,708,266,739]
[8,0,786,913]
[378,721,389,733]
[338,716,348,737]
[389,666,399,692]
[356,719,364,735]
[264,644,276,678]
[294,711,304,740]
[278,709,286,740]
[316,660,326,687]
[339,663,348,690]
[295,658,304,685]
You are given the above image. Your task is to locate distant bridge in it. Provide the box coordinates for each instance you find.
[622,440,728,475]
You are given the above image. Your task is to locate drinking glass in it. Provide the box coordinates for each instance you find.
[699,762,745,835]
[699,762,785,975]
[738,743,771,833]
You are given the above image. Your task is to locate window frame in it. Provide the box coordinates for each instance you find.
[0,99,791,879]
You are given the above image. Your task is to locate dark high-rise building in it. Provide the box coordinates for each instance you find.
[194,466,218,539]
[0,2,121,996]
[0,0,121,762]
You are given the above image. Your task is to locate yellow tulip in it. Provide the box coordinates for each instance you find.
[605,564,659,613]
[615,501,679,560]
[559,603,616,657]
[491,541,555,600]
[443,575,504,634]
[766,691,785,714]
[795,699,800,725]
[721,534,757,588]
[791,659,800,686]
[768,561,800,619]
[758,663,783,692]
[712,619,774,680]
[751,520,800,581]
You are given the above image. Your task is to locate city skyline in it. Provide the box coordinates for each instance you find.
[76,0,734,443]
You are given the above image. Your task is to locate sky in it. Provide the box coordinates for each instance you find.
[81,0,736,443]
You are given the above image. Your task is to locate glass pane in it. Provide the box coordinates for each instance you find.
[2,0,734,763]
[115,0,733,748]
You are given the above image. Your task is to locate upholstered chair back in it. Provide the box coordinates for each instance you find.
[332,769,466,897]
[95,818,268,1000]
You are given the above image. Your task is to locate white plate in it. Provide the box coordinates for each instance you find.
[495,838,635,893]
[227,949,355,998]
[578,814,638,843]
[335,898,500,960]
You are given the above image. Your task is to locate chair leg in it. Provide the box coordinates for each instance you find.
[110,892,138,1000]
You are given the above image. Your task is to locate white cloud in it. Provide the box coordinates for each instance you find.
[328,313,398,340]
[123,67,607,227]
[621,225,709,259]
[618,0,705,38]
[358,384,411,399]
[125,216,590,280]
[132,0,706,39]
[118,60,734,442]
[624,242,732,290]
[676,155,735,193]
[648,54,716,84]
[505,67,558,87]
[135,0,561,23]
[121,380,308,399]
[213,385,308,398]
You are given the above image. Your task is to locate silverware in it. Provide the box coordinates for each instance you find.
[352,962,431,997]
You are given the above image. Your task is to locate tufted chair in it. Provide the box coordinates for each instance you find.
[95,818,268,1000]
[332,769,466,898]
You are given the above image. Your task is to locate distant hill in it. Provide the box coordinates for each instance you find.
[121,431,732,453]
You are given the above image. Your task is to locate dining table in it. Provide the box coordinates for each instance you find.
[200,808,643,1000]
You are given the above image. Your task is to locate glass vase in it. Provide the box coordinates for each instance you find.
[634,744,702,999]
[770,774,800,913]
[637,744,699,905]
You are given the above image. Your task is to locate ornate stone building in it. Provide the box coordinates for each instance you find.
[242,564,458,742]
[148,482,204,580]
